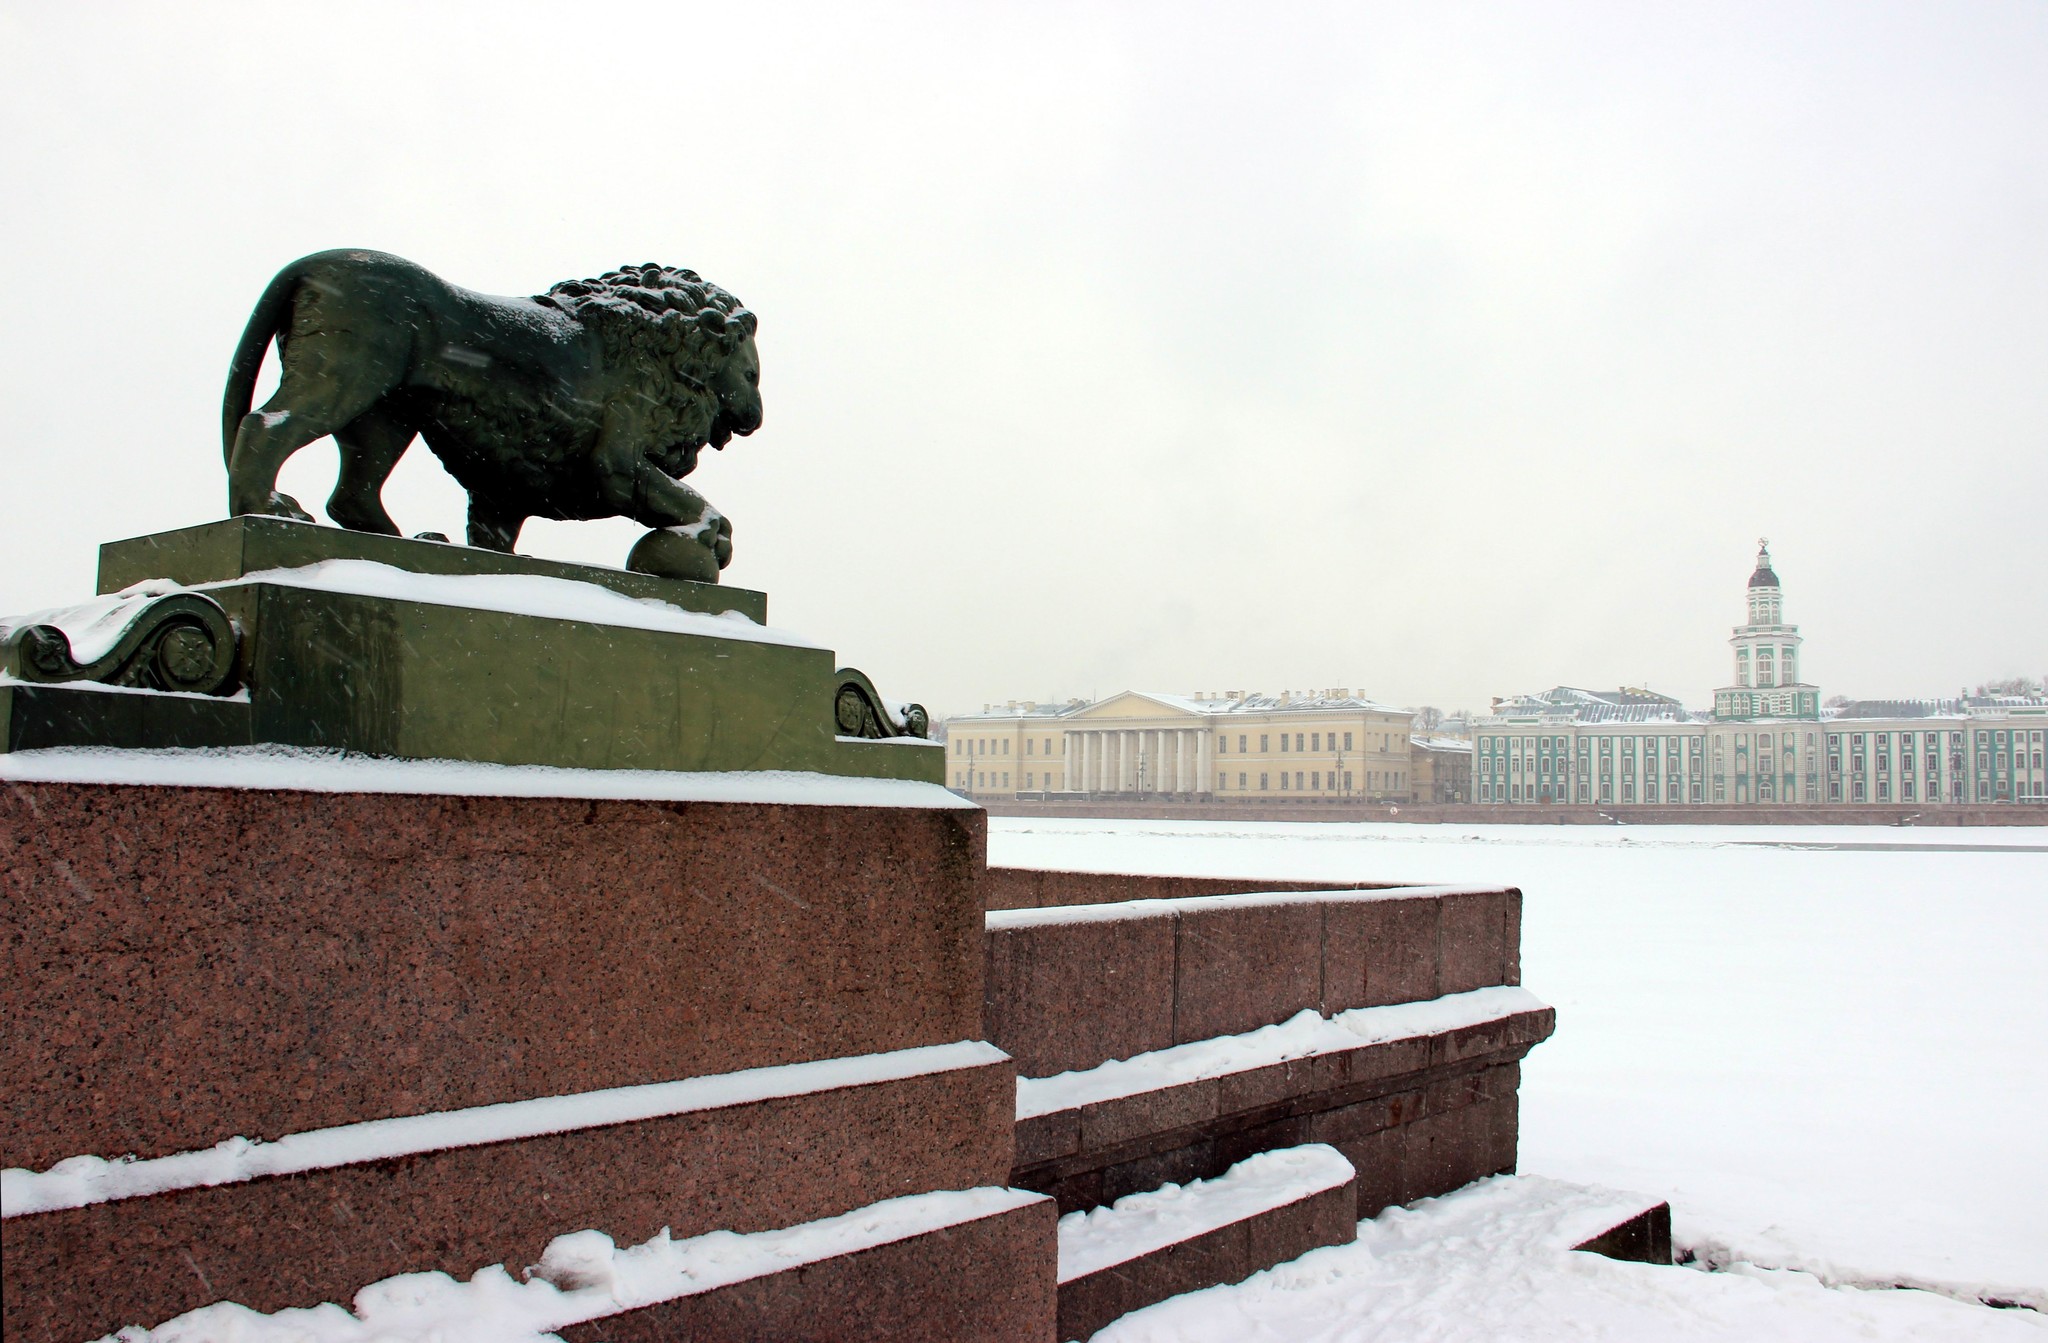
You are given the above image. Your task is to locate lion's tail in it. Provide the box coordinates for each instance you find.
[221,262,307,462]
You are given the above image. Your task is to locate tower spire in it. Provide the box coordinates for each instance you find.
[1717,538,1815,720]
[1750,537,1778,589]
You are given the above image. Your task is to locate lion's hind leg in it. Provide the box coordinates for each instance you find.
[466,501,527,554]
[328,406,414,536]
[227,329,406,522]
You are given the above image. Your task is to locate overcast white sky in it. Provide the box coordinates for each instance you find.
[2,2,2042,717]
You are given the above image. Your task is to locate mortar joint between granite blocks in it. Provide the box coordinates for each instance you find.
[1316,903,1331,1017]
[1168,909,1182,1046]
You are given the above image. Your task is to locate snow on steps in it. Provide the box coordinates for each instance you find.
[1085,1175,2042,1343]
[95,1186,1054,1343]
[1054,1145,1359,1342]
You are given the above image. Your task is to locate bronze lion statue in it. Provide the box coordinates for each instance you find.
[222,250,760,575]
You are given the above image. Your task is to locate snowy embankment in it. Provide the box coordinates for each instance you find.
[992,817,2048,1322]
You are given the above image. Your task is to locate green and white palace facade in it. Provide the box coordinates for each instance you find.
[1474,543,2047,808]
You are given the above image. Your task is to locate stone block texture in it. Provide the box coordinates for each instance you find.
[983,886,1523,1079]
[979,867,1381,912]
[0,783,988,1170]
[557,1196,1059,1343]
[1014,1010,1554,1221]
[2,1060,1017,1343]
[1055,1170,1356,1342]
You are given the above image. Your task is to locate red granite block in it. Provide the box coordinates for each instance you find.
[1249,1173,1359,1272]
[1306,1085,1426,1147]
[0,782,984,1170]
[1438,889,1509,994]
[1016,1110,1082,1167]
[1214,1058,1298,1115]
[1054,1164,1357,1341]
[1327,896,1441,1009]
[1436,1016,1514,1066]
[1,1059,1014,1343]
[1343,1034,1436,1084]
[1080,1076,1220,1150]
[558,1196,1058,1343]
[1436,1009,1553,1066]
[1338,1124,1410,1217]
[1097,1140,1224,1207]
[983,913,1176,1077]
[1484,1091,1521,1178]
[1510,1006,1558,1050]
[1212,1114,1314,1173]
[1396,1093,1517,1203]
[979,869,1371,912]
[1058,1219,1247,1342]
[1173,901,1323,1043]
[1503,888,1524,985]
[1281,1050,1354,1108]
[1213,1051,1346,1117]
[1573,1199,1673,1265]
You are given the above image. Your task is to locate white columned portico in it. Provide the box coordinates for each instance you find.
[1197,727,1213,793]
[1121,731,1137,791]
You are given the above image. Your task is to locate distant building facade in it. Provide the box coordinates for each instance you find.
[1474,543,2047,807]
[946,690,1448,802]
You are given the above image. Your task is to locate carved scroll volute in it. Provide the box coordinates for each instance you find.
[834,668,929,740]
[1,592,240,696]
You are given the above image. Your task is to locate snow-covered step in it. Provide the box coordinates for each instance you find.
[1013,985,1554,1223]
[1055,1144,1358,1341]
[103,1186,1057,1343]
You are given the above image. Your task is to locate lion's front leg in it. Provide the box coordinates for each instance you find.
[595,418,734,577]
[614,462,731,581]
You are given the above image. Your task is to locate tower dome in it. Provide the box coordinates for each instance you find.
[1749,538,1780,589]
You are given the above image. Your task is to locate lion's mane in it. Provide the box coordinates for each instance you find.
[535,264,758,451]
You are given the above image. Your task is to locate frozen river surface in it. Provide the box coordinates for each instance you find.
[991,817,2048,1338]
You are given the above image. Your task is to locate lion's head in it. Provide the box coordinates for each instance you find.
[535,264,761,471]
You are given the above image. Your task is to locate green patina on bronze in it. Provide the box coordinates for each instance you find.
[5,524,939,781]
[221,250,758,578]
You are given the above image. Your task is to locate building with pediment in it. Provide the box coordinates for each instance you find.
[944,690,1428,801]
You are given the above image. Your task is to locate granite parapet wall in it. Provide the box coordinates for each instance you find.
[980,867,1380,911]
[983,887,1522,1077]
[0,781,987,1170]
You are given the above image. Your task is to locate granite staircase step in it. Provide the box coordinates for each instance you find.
[1054,1144,1358,1341]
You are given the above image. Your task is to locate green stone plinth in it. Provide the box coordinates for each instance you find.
[4,521,940,785]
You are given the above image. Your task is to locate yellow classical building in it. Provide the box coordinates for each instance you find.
[945,690,1429,801]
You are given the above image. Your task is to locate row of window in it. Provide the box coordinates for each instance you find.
[953,737,1064,757]
[1219,731,1366,754]
[1215,770,1404,793]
